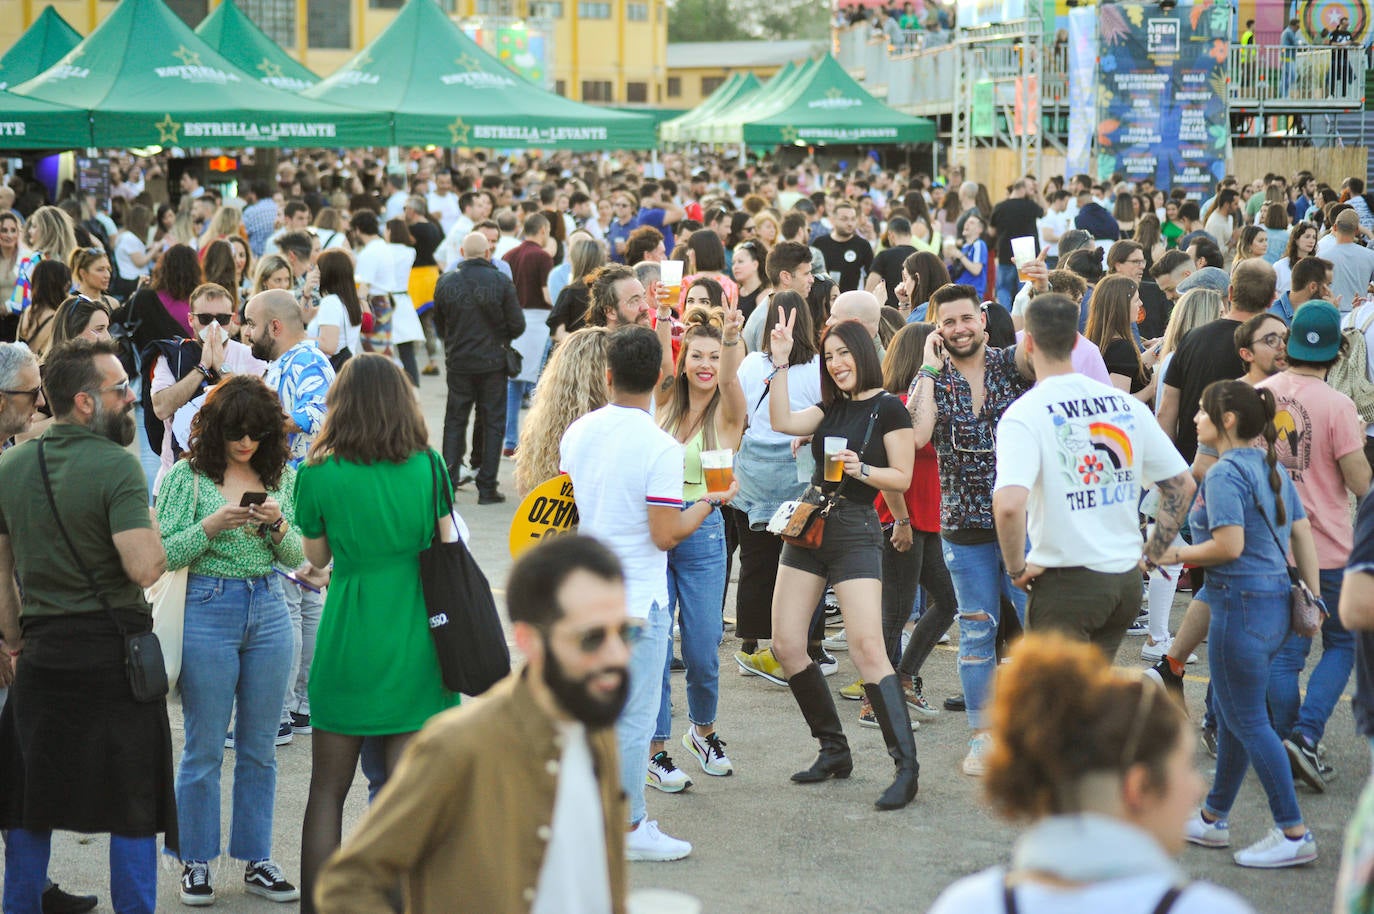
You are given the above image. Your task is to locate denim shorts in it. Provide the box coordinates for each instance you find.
[780,499,883,584]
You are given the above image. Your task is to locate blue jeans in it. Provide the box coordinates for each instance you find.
[617,600,671,827]
[282,578,323,722]
[5,829,154,914]
[504,380,533,451]
[941,539,1027,730]
[1204,574,1304,829]
[656,509,726,742]
[994,261,1020,311]
[176,575,294,862]
[1268,569,1351,745]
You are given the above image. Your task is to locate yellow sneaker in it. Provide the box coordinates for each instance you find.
[839,678,865,701]
[733,647,788,686]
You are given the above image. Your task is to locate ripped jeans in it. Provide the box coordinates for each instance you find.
[941,538,1027,730]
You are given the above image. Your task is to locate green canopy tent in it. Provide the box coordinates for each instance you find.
[704,59,808,146]
[11,0,390,148]
[736,54,936,146]
[195,0,319,92]
[0,6,82,90]
[0,90,92,149]
[303,0,656,150]
[662,72,761,145]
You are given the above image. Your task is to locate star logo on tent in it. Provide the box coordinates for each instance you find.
[350,52,373,71]
[455,53,480,72]
[448,117,472,145]
[155,113,181,144]
[825,88,845,100]
[172,46,202,67]
[780,125,800,143]
[257,59,285,79]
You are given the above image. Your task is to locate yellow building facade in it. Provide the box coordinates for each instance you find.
[0,0,667,104]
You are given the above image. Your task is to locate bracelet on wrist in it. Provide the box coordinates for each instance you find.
[1009,566,1027,578]
[269,517,286,532]
[894,518,911,527]
[723,337,740,347]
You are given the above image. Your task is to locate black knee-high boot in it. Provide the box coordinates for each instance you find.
[863,676,920,810]
[787,662,852,783]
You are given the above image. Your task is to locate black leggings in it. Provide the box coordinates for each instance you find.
[881,529,958,674]
[733,511,829,648]
[396,341,420,387]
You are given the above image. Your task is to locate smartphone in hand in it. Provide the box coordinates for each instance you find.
[239,491,268,508]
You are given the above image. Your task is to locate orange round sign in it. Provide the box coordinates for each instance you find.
[508,475,580,557]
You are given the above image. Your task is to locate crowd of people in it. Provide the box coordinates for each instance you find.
[1,148,1374,911]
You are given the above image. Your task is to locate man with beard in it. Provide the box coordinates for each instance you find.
[0,340,173,914]
[242,289,333,742]
[1237,312,1290,386]
[315,536,632,913]
[909,283,1033,778]
[584,264,654,330]
[813,200,873,292]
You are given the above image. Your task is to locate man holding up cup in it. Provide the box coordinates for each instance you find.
[989,178,1045,311]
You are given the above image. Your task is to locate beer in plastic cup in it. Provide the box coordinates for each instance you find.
[1011,236,1036,280]
[823,436,847,483]
[701,448,734,494]
[659,260,684,304]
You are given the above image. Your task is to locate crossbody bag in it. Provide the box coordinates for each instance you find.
[1244,478,1324,638]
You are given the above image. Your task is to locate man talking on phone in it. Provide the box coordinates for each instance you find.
[244,289,335,742]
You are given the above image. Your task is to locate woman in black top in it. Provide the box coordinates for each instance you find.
[1085,275,1154,402]
[766,315,919,810]
[404,202,443,376]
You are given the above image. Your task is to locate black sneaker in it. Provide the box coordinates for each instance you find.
[1284,733,1327,793]
[1201,723,1218,759]
[244,860,300,903]
[944,693,966,712]
[41,883,97,914]
[478,491,507,505]
[1145,658,1186,710]
[289,711,312,735]
[180,862,214,907]
[670,656,686,672]
[275,722,293,746]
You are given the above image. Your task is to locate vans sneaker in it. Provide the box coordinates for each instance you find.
[275,722,293,746]
[180,862,214,907]
[243,860,300,902]
[288,711,312,735]
[1284,733,1326,793]
[646,751,693,793]
[814,649,838,677]
[683,730,733,776]
[904,675,939,720]
[625,819,691,862]
[1233,828,1317,868]
[1184,811,1230,848]
[821,629,848,652]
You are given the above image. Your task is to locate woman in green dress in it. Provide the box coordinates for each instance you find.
[293,353,458,913]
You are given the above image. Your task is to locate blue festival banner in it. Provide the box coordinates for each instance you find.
[1095,0,1230,198]
[1066,7,1096,180]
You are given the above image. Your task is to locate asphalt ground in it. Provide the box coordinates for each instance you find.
[19,378,1363,913]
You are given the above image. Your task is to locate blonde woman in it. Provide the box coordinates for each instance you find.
[253,255,294,295]
[199,206,243,253]
[753,211,781,250]
[513,327,610,494]
[8,206,76,315]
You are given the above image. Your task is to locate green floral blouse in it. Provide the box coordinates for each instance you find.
[156,460,305,578]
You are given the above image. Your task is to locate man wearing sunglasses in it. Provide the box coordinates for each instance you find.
[148,283,267,495]
[317,536,632,914]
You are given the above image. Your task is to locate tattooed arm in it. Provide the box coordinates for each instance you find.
[1143,470,1196,563]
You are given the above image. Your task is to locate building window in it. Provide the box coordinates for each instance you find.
[582,80,614,101]
[531,1,564,16]
[666,76,681,97]
[307,0,350,48]
[627,2,648,20]
[476,0,517,13]
[700,75,726,96]
[368,0,403,7]
[577,2,611,18]
[165,0,208,28]
[626,81,648,102]
[555,79,567,96]
[240,0,295,47]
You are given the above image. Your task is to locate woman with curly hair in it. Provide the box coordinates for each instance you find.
[155,374,304,904]
[647,299,747,786]
[514,326,610,494]
[930,634,1252,912]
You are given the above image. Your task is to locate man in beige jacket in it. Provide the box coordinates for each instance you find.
[316,535,631,914]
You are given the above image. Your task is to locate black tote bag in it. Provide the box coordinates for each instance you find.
[419,451,511,695]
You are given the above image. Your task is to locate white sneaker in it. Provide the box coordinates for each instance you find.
[822,629,848,651]
[938,630,951,645]
[1233,828,1317,868]
[962,732,992,776]
[1183,811,1230,848]
[625,819,692,861]
[899,629,911,655]
[1141,637,1197,664]
[815,650,839,677]
[646,751,692,793]
[683,729,733,776]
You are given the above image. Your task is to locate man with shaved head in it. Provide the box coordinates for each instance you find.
[434,232,525,504]
[828,289,884,356]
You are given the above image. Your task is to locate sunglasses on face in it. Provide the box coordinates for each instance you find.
[225,427,272,442]
[194,313,234,326]
[562,621,644,654]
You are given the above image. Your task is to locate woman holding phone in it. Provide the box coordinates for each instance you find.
[155,375,303,905]
[766,313,920,811]
[647,299,747,788]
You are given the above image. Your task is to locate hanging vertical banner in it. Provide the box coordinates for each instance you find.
[972,80,996,137]
[1013,75,1039,136]
[1066,7,1096,179]
[1095,0,1230,198]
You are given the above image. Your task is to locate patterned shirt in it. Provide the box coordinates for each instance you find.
[928,346,1031,538]
[264,340,335,468]
[242,199,278,257]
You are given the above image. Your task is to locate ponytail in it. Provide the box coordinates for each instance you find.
[1256,387,1286,525]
